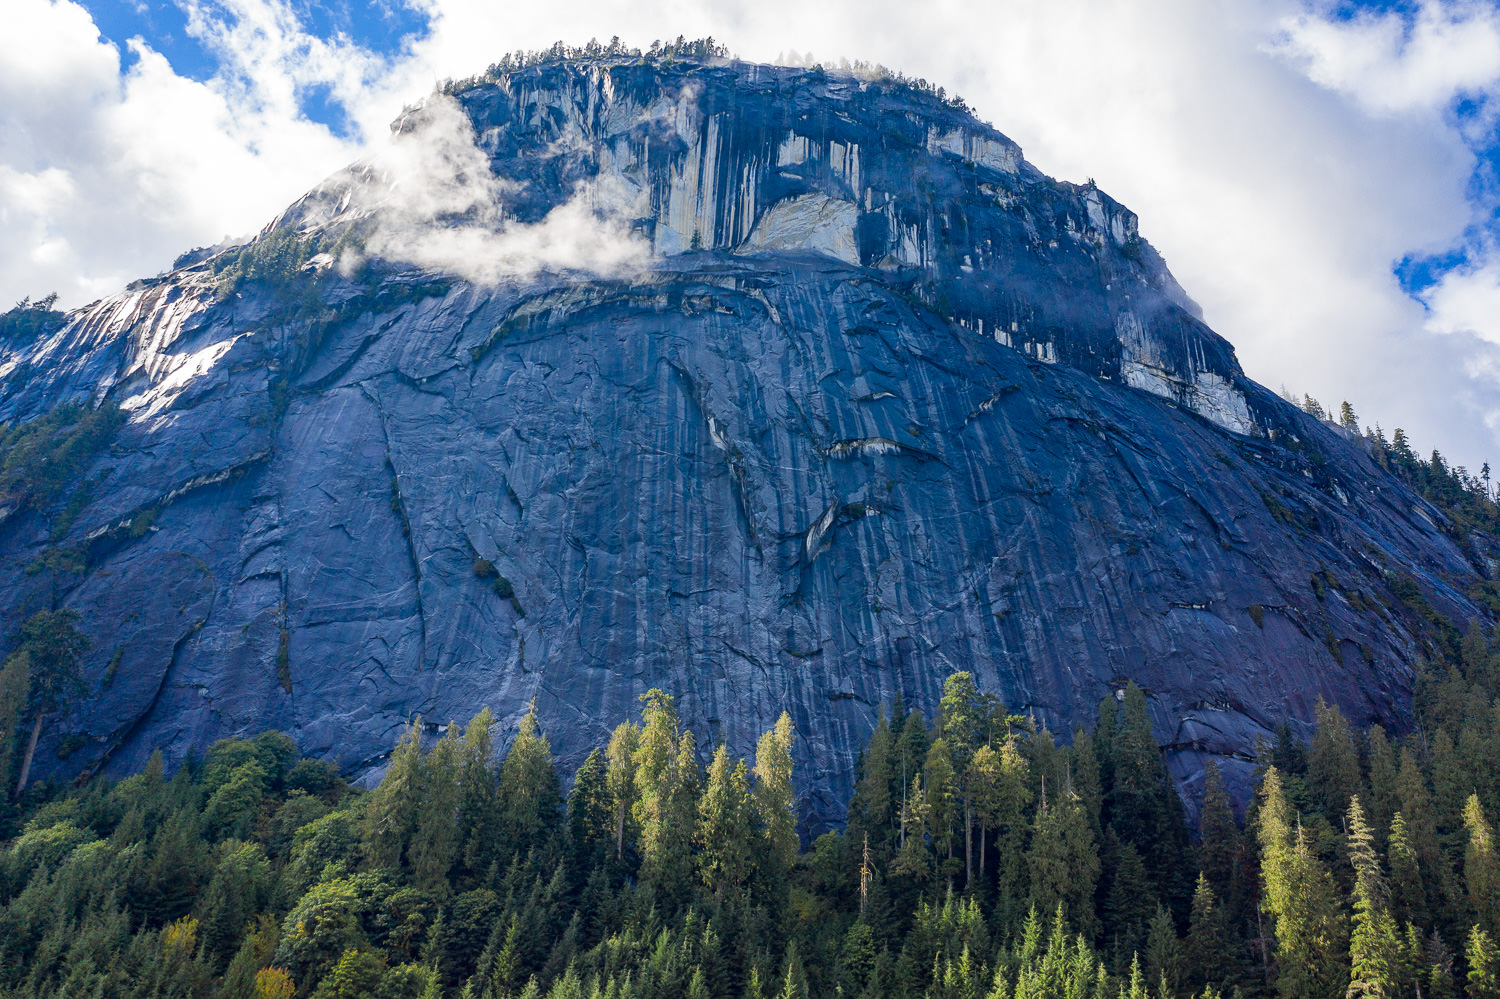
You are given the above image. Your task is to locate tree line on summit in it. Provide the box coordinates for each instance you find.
[0,636,1497,999]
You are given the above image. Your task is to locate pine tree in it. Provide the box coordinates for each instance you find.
[410,721,462,890]
[1309,699,1360,822]
[940,672,982,885]
[1144,904,1183,995]
[605,719,639,863]
[1107,683,1189,904]
[777,942,809,999]
[848,708,895,856]
[1198,761,1243,924]
[1346,796,1400,999]
[1463,795,1500,938]
[366,717,424,868]
[892,774,932,881]
[457,708,501,879]
[1388,811,1429,927]
[753,711,798,883]
[499,705,563,862]
[697,744,754,897]
[632,690,698,905]
[567,748,612,878]
[1364,726,1399,837]
[1258,767,1349,999]
[923,737,960,874]
[1027,787,1099,938]
[1468,925,1500,999]
[1185,874,1232,994]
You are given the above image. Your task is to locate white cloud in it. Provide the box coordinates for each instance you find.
[1424,260,1500,344]
[5,0,1500,469]
[1274,0,1500,113]
[347,95,649,282]
[0,0,364,307]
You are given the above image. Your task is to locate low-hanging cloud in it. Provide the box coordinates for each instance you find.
[346,94,649,284]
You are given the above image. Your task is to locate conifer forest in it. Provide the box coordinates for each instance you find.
[2,630,1499,999]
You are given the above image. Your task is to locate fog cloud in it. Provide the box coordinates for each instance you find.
[344,95,648,284]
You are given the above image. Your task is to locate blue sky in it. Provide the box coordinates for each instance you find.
[5,0,1500,470]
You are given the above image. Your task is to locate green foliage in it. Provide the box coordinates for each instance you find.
[0,630,1498,999]
[0,401,123,525]
[0,293,66,342]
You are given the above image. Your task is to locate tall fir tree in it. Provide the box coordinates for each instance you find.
[1463,795,1500,938]
[1027,788,1099,938]
[848,708,895,858]
[566,748,612,879]
[632,690,698,906]
[498,706,562,863]
[1309,700,1360,822]
[752,711,798,884]
[365,716,424,869]
[1346,796,1401,999]
[697,744,754,898]
[410,721,463,891]
[1258,767,1349,999]
[604,720,639,863]
[1468,925,1500,999]
[457,707,501,879]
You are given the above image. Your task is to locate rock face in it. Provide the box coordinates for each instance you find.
[0,55,1490,821]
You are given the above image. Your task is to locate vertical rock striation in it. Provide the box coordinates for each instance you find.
[0,54,1489,821]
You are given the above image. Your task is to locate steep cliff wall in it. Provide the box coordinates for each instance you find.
[0,55,1488,820]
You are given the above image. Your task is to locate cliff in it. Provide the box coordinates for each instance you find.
[0,53,1489,821]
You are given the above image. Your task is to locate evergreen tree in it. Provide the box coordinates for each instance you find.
[1364,726,1400,839]
[1309,699,1360,822]
[366,717,424,869]
[566,748,612,878]
[848,708,895,856]
[1027,787,1099,938]
[1144,903,1183,995]
[499,705,562,862]
[1468,925,1500,999]
[939,672,982,885]
[697,744,754,898]
[1346,796,1400,999]
[1105,837,1157,966]
[604,719,639,863]
[410,721,462,891]
[457,708,501,879]
[923,737,960,876]
[1198,761,1244,924]
[10,608,88,796]
[752,711,798,883]
[1107,683,1189,904]
[1258,767,1349,999]
[1388,811,1429,928]
[1185,874,1233,995]
[1463,795,1500,938]
[632,690,698,906]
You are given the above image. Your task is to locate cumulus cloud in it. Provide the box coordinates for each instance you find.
[348,95,648,283]
[0,0,364,307]
[7,0,1500,468]
[1274,0,1500,113]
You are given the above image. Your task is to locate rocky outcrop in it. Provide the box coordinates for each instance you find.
[0,55,1488,822]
